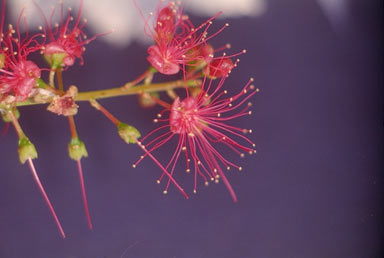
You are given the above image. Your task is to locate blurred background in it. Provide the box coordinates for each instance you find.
[0,0,383,257]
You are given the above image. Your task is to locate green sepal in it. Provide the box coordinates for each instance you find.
[117,122,141,144]
[68,137,88,161]
[148,66,158,74]
[44,52,66,68]
[18,136,38,164]
[35,78,49,89]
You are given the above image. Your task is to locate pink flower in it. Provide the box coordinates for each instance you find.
[38,0,96,67]
[0,8,43,101]
[134,76,258,201]
[142,2,236,75]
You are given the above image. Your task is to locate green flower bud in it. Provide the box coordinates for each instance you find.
[68,137,88,161]
[18,136,38,164]
[118,122,141,144]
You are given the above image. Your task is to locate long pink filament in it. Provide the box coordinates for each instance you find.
[77,159,93,229]
[27,158,66,238]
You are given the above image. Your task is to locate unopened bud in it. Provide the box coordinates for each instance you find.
[118,122,141,144]
[68,137,88,161]
[18,136,38,164]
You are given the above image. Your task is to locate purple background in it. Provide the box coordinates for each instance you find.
[0,0,383,257]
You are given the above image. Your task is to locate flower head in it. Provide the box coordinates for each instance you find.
[0,8,43,102]
[38,0,95,68]
[134,76,258,201]
[141,1,241,75]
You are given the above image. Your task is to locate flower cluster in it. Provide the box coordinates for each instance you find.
[0,0,97,238]
[0,0,259,238]
[141,1,245,76]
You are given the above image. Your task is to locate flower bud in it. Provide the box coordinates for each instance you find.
[118,122,141,144]
[18,136,38,164]
[68,137,88,161]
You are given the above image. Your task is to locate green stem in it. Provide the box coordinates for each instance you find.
[49,69,56,88]
[75,79,200,101]
[6,79,200,108]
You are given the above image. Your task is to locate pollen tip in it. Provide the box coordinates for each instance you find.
[210,177,214,181]
[215,179,219,184]
[156,180,161,184]
[240,153,245,158]
[193,189,197,194]
[186,169,190,173]
[225,23,229,27]
[163,190,168,194]
[239,167,243,171]
[226,166,230,170]
[205,181,209,186]
[132,164,136,168]
[242,49,247,53]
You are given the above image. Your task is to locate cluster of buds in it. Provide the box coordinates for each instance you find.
[0,0,259,238]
